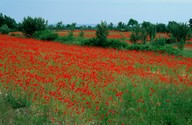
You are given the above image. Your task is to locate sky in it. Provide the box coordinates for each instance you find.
[0,0,191,25]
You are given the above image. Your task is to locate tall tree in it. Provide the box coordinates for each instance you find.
[128,18,138,28]
[117,21,126,31]
[189,19,192,28]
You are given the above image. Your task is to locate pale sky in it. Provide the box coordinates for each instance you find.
[0,0,191,25]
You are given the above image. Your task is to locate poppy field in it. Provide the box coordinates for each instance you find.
[0,35,192,124]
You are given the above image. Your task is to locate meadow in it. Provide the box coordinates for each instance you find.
[0,35,192,125]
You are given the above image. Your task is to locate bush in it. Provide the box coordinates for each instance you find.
[95,21,109,46]
[67,30,74,39]
[79,30,84,38]
[3,91,31,109]
[82,38,98,46]
[128,44,150,51]
[151,38,167,48]
[103,39,129,49]
[0,24,11,34]
[163,45,182,55]
[32,30,58,41]
[82,38,129,50]
[56,36,73,42]
[22,16,47,37]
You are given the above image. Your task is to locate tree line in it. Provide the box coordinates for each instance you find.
[0,13,191,34]
[0,13,191,51]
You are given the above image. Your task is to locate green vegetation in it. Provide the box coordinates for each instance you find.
[1,75,192,125]
[33,30,58,41]
[0,13,17,31]
[168,22,191,50]
[189,19,192,28]
[22,16,47,37]
[0,24,11,34]
[0,13,191,57]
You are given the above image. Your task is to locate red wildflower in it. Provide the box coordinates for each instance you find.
[115,92,123,97]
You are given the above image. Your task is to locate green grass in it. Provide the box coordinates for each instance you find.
[1,75,192,125]
[181,49,192,58]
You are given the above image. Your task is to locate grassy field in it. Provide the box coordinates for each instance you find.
[0,35,192,124]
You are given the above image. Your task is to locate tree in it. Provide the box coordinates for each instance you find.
[168,22,191,50]
[67,23,76,38]
[22,16,47,36]
[189,19,192,28]
[0,13,4,27]
[117,21,126,31]
[140,27,148,44]
[142,21,157,41]
[4,15,17,30]
[0,13,17,30]
[128,18,138,30]
[56,21,64,30]
[95,21,109,46]
[156,23,167,33]
[108,22,114,30]
[130,24,141,44]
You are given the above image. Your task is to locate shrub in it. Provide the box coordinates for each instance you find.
[95,21,109,46]
[32,30,58,41]
[103,39,129,49]
[163,45,182,55]
[151,38,167,48]
[0,24,11,34]
[120,32,126,42]
[82,38,98,46]
[84,21,109,47]
[56,36,73,42]
[22,16,47,37]
[79,30,84,38]
[82,38,129,50]
[177,39,185,50]
[3,91,31,109]
[67,30,74,39]
[128,44,150,51]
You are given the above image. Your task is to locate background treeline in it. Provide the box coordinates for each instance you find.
[0,13,192,57]
[0,13,191,33]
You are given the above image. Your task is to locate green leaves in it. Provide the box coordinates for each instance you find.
[168,22,191,50]
[22,16,47,37]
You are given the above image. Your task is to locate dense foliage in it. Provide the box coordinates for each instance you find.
[22,16,47,36]
[0,24,11,34]
[0,13,17,30]
[32,30,58,41]
[168,22,191,50]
